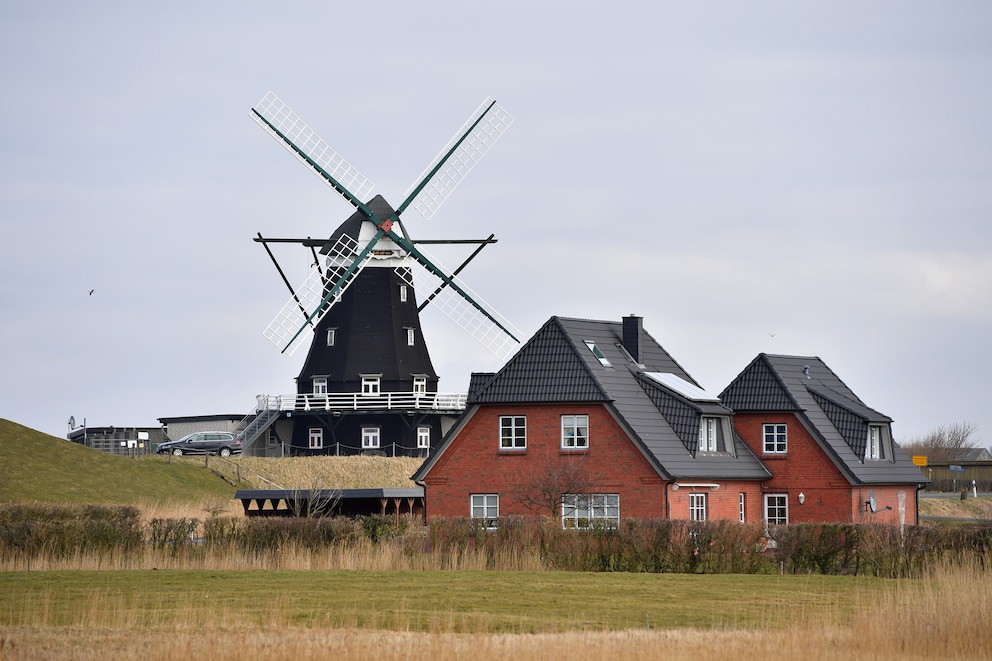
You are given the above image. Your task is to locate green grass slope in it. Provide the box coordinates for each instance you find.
[0,419,240,505]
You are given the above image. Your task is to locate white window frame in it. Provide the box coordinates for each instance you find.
[308,427,323,450]
[417,426,430,449]
[471,494,499,527]
[867,424,886,460]
[561,414,589,449]
[689,492,707,521]
[739,492,746,523]
[312,377,327,395]
[699,417,718,452]
[362,427,380,449]
[499,415,526,449]
[764,494,789,526]
[361,375,381,396]
[406,328,416,346]
[399,285,408,303]
[326,328,336,346]
[584,340,611,366]
[412,375,427,395]
[562,493,619,529]
[763,423,788,454]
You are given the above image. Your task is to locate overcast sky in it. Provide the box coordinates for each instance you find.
[2,1,990,448]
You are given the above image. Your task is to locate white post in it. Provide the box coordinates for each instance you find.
[973,480,978,498]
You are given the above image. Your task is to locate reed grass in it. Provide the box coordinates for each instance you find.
[0,558,988,660]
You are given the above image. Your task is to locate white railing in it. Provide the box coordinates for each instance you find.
[281,391,467,412]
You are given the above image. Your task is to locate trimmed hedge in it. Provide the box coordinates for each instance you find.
[3,503,990,576]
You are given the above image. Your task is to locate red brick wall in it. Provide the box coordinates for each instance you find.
[422,404,668,520]
[667,482,765,523]
[733,412,918,524]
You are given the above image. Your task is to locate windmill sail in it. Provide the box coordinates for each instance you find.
[406,246,521,360]
[263,232,375,355]
[252,92,374,209]
[402,98,513,222]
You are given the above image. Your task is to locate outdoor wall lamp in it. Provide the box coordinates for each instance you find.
[797,492,805,505]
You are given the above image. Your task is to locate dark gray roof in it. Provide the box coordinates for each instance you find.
[417,316,770,482]
[721,353,925,485]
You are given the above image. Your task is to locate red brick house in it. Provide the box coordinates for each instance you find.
[720,354,926,526]
[412,315,771,526]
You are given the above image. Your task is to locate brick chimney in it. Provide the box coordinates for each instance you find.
[622,315,643,364]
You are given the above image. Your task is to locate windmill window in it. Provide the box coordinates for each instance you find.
[561,414,589,449]
[400,285,408,303]
[308,427,323,450]
[413,376,427,395]
[763,423,788,454]
[312,377,328,395]
[584,341,611,367]
[407,328,416,346]
[417,426,430,449]
[326,328,336,346]
[361,375,381,396]
[362,427,380,449]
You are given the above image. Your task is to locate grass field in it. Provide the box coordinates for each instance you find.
[0,561,989,660]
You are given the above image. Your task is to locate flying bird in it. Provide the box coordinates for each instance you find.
[89,289,95,296]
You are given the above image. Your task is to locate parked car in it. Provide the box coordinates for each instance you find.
[156,431,241,457]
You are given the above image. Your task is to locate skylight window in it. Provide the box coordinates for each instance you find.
[584,341,611,366]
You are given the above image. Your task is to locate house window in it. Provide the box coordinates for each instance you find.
[763,423,787,454]
[471,494,499,527]
[417,426,430,449]
[312,377,327,394]
[689,493,707,521]
[867,424,886,460]
[699,417,719,452]
[326,328,336,346]
[764,494,788,526]
[583,341,611,367]
[406,328,416,346]
[413,376,427,395]
[362,427,380,449]
[561,414,589,449]
[361,375,381,396]
[562,494,619,529]
[739,492,746,523]
[400,285,408,303]
[308,427,323,450]
[499,416,526,449]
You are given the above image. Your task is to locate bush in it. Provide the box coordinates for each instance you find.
[0,503,142,560]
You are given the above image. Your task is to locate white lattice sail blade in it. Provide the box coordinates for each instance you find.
[408,250,521,361]
[252,91,374,204]
[263,233,372,355]
[404,98,513,221]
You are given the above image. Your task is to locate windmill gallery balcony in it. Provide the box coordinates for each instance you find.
[280,391,467,414]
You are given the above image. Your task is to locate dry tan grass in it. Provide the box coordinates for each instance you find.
[233,455,422,490]
[919,495,992,519]
[0,559,988,660]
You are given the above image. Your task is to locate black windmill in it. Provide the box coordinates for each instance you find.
[246,93,520,457]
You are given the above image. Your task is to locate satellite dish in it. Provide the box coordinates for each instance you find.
[68,416,76,428]
[868,491,877,513]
